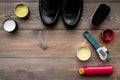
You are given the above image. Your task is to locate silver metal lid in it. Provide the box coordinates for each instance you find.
[3,19,17,32]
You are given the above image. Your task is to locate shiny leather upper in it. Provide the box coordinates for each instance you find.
[62,0,83,27]
[40,0,60,25]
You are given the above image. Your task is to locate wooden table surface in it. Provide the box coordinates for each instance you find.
[0,0,120,80]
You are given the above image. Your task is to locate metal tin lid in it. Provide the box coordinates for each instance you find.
[101,29,115,41]
[77,46,91,61]
[14,3,29,18]
[3,19,17,32]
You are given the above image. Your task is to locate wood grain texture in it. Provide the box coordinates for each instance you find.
[0,2,120,29]
[0,0,120,80]
[0,0,120,2]
[0,30,119,58]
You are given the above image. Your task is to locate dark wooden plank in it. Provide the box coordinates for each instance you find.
[0,0,120,3]
[0,30,119,58]
[0,58,120,80]
[0,3,120,29]
[0,1,120,80]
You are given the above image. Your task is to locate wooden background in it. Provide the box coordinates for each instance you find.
[0,0,120,80]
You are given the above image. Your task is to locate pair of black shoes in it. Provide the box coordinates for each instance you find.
[39,0,83,27]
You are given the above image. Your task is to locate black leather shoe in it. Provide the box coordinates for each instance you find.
[62,0,83,27]
[39,0,61,26]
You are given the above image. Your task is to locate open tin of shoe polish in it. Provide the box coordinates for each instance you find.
[101,29,115,41]
[14,3,29,18]
[3,19,17,32]
[77,46,91,61]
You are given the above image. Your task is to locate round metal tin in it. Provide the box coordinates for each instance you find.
[101,29,115,41]
[3,19,17,32]
[14,3,29,18]
[77,46,91,61]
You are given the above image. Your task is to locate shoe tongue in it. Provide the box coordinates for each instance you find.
[64,0,80,12]
[45,0,59,11]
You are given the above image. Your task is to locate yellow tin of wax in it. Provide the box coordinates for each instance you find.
[14,3,29,18]
[77,47,91,61]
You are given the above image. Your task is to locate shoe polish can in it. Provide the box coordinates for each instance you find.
[14,3,29,18]
[3,19,17,32]
[101,29,115,41]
